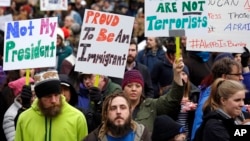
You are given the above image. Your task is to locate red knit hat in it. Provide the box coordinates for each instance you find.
[61,27,70,39]
[122,70,144,89]
[20,4,31,14]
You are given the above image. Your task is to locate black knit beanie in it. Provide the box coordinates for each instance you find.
[151,115,186,141]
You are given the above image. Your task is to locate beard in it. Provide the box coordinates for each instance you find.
[106,116,132,137]
[126,55,135,64]
[38,98,62,117]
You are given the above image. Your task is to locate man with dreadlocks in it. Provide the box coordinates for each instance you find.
[83,92,151,141]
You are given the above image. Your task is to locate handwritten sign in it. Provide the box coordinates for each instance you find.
[187,0,249,53]
[145,0,207,37]
[3,17,57,71]
[0,0,10,6]
[75,9,135,78]
[40,0,67,11]
[0,14,13,32]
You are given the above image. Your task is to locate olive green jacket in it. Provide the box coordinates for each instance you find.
[134,81,184,131]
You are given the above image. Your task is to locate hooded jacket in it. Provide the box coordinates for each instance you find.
[14,96,88,141]
[59,74,78,106]
[3,97,22,141]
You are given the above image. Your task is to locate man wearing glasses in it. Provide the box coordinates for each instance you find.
[191,57,249,141]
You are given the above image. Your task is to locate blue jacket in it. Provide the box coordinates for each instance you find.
[243,72,250,103]
[77,83,90,111]
[191,86,211,141]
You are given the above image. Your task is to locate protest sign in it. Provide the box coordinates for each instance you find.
[0,0,10,6]
[3,17,57,71]
[75,9,135,78]
[187,0,249,53]
[40,0,67,11]
[0,14,13,32]
[145,0,207,37]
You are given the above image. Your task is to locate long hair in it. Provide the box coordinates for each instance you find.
[203,78,246,111]
[98,92,137,139]
[183,79,191,98]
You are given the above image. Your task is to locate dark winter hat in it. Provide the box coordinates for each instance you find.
[122,70,144,89]
[214,53,233,62]
[34,70,61,98]
[151,115,186,141]
[59,74,78,105]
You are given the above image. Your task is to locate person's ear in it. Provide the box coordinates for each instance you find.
[220,97,227,106]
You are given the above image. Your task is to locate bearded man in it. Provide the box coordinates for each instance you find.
[83,92,151,141]
[15,70,88,141]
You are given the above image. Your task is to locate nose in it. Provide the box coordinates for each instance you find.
[240,100,245,107]
[51,95,57,103]
[131,85,136,90]
[116,107,121,114]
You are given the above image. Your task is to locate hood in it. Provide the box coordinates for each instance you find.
[79,83,89,97]
[59,74,78,106]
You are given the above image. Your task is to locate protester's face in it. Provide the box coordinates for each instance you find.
[180,71,188,83]
[56,35,63,46]
[133,20,138,29]
[107,96,130,126]
[19,69,35,78]
[64,16,73,28]
[39,94,62,117]
[123,82,143,102]
[225,65,243,81]
[0,7,5,15]
[127,44,137,64]
[221,90,245,118]
[83,74,95,89]
[146,37,157,49]
[234,54,242,63]
[181,36,187,48]
[11,2,16,9]
[75,0,82,4]
[103,1,110,8]
[106,96,131,137]
[61,85,71,102]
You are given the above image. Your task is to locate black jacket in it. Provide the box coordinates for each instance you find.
[202,109,250,141]
[151,59,173,98]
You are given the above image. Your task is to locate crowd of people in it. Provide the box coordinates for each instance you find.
[0,0,250,141]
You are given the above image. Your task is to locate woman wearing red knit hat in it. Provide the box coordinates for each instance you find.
[122,57,185,131]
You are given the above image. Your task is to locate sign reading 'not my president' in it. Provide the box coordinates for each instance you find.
[3,17,58,71]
